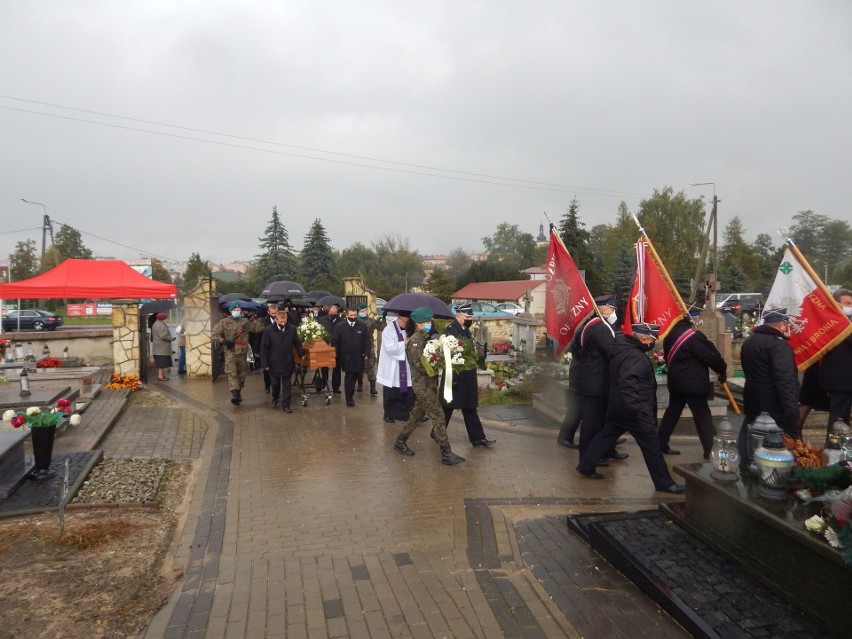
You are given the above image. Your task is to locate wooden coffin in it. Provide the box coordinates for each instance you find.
[295,341,336,368]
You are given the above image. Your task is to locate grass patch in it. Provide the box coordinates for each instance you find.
[62,316,111,325]
[58,518,146,550]
[479,382,534,406]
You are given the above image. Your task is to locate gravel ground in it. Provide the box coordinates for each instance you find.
[71,458,175,504]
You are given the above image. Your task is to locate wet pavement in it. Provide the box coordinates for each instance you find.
[135,372,700,639]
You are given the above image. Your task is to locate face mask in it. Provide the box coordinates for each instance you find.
[358,312,366,319]
[423,323,432,333]
[606,312,618,325]
[463,319,473,328]
[844,306,852,317]
[231,311,241,319]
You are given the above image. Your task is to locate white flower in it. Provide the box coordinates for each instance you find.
[69,414,81,426]
[2,409,15,422]
[824,527,842,548]
[804,515,826,533]
[796,489,813,501]
[26,406,41,416]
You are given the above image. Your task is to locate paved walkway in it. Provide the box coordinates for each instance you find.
[136,371,706,639]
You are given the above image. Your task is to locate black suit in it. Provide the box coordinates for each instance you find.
[260,322,305,409]
[260,314,278,390]
[573,316,617,458]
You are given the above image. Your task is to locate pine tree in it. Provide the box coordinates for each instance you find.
[299,219,337,291]
[609,238,636,315]
[254,206,298,289]
[558,198,603,294]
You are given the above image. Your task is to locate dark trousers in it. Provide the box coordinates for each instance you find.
[578,418,676,490]
[263,368,271,391]
[557,387,582,443]
[578,395,608,458]
[320,363,341,391]
[270,373,292,408]
[658,392,716,458]
[827,390,852,433]
[344,371,359,404]
[443,406,486,443]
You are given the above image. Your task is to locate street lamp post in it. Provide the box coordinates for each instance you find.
[21,199,54,266]
[688,183,720,306]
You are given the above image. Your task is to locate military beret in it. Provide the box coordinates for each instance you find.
[762,309,789,323]
[228,301,242,311]
[410,306,434,323]
[632,322,661,338]
[594,294,616,308]
[455,303,473,316]
[357,303,368,310]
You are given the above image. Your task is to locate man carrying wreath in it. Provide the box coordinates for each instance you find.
[438,303,496,448]
[393,306,465,465]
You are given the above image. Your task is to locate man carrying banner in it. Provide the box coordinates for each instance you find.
[739,309,800,458]
[657,305,728,459]
[820,288,852,432]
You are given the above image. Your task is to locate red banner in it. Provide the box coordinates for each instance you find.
[545,229,594,355]
[764,247,852,370]
[622,240,681,338]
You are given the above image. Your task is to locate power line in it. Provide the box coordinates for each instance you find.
[51,219,181,263]
[0,226,41,236]
[0,96,647,199]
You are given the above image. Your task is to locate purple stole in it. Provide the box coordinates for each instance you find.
[393,321,409,392]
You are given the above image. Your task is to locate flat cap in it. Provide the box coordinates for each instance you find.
[632,322,661,338]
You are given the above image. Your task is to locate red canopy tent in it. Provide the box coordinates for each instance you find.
[0,259,177,299]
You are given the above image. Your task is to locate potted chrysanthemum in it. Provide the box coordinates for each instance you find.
[2,398,81,480]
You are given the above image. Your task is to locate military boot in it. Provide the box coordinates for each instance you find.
[440,443,465,465]
[369,380,378,396]
[230,390,240,405]
[393,434,415,456]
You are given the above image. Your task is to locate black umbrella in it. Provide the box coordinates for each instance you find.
[262,280,306,297]
[140,299,177,315]
[304,290,332,304]
[219,292,252,308]
[316,294,345,308]
[382,292,454,319]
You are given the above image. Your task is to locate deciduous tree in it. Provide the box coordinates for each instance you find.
[181,252,210,295]
[9,239,39,281]
[54,225,93,260]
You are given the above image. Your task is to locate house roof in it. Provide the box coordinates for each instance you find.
[0,259,177,299]
[451,280,544,301]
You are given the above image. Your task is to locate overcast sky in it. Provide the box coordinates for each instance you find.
[2,1,850,268]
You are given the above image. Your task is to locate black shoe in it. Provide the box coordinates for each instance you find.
[472,438,496,448]
[271,399,278,408]
[657,484,685,494]
[608,452,629,461]
[557,439,579,449]
[383,416,395,423]
[283,407,292,413]
[369,384,378,396]
[230,390,240,405]
[661,447,681,455]
[616,437,627,445]
[346,402,355,407]
[596,459,610,467]
[577,470,605,480]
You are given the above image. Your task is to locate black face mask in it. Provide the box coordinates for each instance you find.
[463,319,473,328]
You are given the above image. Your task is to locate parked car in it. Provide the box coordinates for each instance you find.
[495,302,524,316]
[375,298,386,315]
[2,309,64,331]
[715,293,764,314]
[449,302,512,318]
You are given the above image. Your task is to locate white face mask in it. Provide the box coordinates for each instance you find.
[844,306,852,317]
[606,312,618,325]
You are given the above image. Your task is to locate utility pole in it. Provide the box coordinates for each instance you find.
[688,184,720,306]
[21,199,54,266]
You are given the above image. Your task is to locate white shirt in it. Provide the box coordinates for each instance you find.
[376,319,412,388]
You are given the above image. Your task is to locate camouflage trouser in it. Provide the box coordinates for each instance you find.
[224,351,248,391]
[365,352,377,382]
[400,383,448,444]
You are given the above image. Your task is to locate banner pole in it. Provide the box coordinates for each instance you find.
[628,213,690,317]
[544,214,602,322]
[721,381,741,415]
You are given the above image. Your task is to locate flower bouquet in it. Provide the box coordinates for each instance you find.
[36,356,63,369]
[421,335,477,377]
[797,463,852,565]
[106,373,142,391]
[0,337,7,358]
[296,317,331,345]
[3,398,82,429]
[650,348,667,375]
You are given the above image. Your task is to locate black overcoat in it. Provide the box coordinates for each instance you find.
[820,328,852,393]
[260,323,304,377]
[439,320,478,410]
[663,318,727,396]
[605,334,657,427]
[741,324,799,428]
[570,316,615,397]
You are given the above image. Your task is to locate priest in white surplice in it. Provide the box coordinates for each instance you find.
[376,311,415,423]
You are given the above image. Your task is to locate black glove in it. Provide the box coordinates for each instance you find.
[717,373,727,384]
[223,339,235,349]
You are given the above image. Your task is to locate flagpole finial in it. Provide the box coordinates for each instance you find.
[629,211,647,236]
[778,227,795,246]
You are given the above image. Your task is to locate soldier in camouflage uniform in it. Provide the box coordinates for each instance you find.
[356,303,385,395]
[212,301,265,405]
[393,307,465,465]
